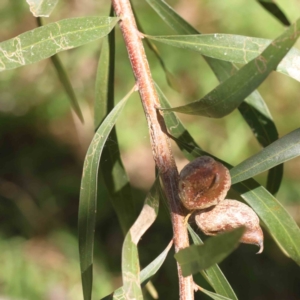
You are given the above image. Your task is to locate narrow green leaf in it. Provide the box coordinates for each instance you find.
[188,225,238,300]
[95,11,136,234]
[265,162,283,195]
[240,95,280,168]
[145,0,290,121]
[102,241,173,300]
[232,179,300,266]
[50,53,84,122]
[145,0,237,87]
[121,235,143,299]
[145,39,181,92]
[257,0,290,25]
[240,92,283,194]
[78,87,135,300]
[158,18,300,117]
[146,33,300,84]
[197,287,234,300]
[147,0,283,191]
[140,239,173,284]
[121,180,160,299]
[102,181,166,300]
[187,225,210,280]
[230,128,300,184]
[94,30,114,130]
[36,17,84,123]
[155,83,200,160]
[0,16,119,71]
[175,228,244,277]
[26,0,58,17]
[145,0,198,35]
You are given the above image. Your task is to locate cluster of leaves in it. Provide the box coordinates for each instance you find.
[1,0,300,300]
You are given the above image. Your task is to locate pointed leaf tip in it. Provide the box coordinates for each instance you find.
[257,0,290,26]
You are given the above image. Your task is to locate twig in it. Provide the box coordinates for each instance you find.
[110,0,194,299]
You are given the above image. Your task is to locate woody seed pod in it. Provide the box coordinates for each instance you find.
[195,199,264,253]
[178,156,231,210]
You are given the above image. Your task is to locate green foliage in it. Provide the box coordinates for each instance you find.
[96,21,136,236]
[175,228,245,276]
[26,0,59,17]
[230,128,300,184]
[111,181,160,299]
[36,15,84,122]
[196,288,234,300]
[257,0,290,25]
[188,225,238,300]
[1,1,300,300]
[157,18,300,116]
[146,34,300,83]
[78,88,134,300]
[158,84,300,268]
[232,179,300,265]
[0,16,118,71]
[103,239,173,299]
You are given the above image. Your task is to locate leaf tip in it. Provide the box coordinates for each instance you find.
[256,237,264,254]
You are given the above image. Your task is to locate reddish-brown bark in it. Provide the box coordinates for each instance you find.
[111,0,194,299]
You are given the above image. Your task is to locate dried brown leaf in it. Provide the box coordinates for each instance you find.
[195,199,264,253]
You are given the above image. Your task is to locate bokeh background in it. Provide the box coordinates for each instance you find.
[0,0,300,299]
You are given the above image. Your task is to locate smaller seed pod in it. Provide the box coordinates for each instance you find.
[195,199,264,253]
[178,156,231,210]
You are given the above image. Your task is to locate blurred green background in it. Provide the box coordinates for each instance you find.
[0,0,300,299]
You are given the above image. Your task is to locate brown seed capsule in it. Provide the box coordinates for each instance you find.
[178,156,231,210]
[195,199,264,253]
